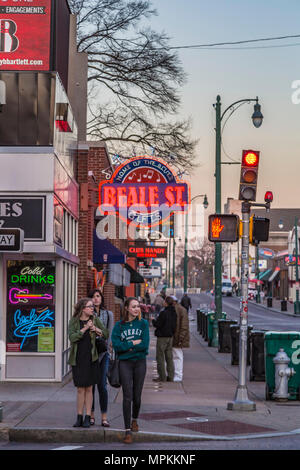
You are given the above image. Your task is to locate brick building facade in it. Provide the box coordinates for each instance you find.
[76,142,141,322]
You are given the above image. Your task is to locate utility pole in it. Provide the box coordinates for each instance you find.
[227,201,256,411]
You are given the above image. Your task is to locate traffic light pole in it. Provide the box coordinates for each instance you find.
[228,201,256,411]
[212,96,222,348]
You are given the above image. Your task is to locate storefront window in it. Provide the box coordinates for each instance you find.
[6,261,55,353]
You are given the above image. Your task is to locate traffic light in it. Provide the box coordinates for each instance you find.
[239,150,260,201]
[249,216,270,245]
[208,214,239,242]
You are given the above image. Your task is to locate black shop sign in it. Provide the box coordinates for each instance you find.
[0,196,45,241]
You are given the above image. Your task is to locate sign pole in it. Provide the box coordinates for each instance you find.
[227,201,256,411]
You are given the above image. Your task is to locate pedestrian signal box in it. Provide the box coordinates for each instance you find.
[208,214,239,242]
[239,150,260,202]
[250,216,270,245]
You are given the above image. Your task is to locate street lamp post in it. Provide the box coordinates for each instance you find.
[183,194,208,292]
[212,95,263,347]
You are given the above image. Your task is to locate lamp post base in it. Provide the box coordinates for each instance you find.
[294,301,300,315]
[227,386,256,411]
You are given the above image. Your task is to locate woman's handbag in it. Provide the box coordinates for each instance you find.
[107,352,120,388]
[95,336,107,354]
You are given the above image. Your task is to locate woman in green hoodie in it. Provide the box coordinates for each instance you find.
[68,297,108,428]
[111,297,150,444]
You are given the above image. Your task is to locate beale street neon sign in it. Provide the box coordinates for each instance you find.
[99,156,190,227]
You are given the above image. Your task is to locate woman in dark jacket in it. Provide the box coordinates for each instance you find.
[152,296,177,383]
[89,288,114,427]
[68,297,108,428]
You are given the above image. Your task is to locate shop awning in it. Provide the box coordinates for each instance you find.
[268,267,280,283]
[125,263,145,284]
[258,269,272,281]
[93,230,126,264]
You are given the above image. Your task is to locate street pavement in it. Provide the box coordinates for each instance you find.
[0,296,300,445]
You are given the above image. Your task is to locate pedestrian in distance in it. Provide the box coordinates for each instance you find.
[88,288,114,427]
[180,292,192,312]
[68,297,109,428]
[170,295,190,382]
[153,291,165,318]
[111,297,150,444]
[152,296,177,383]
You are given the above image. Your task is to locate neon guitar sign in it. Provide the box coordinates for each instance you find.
[9,287,53,304]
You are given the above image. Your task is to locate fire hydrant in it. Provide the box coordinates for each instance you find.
[272,349,296,400]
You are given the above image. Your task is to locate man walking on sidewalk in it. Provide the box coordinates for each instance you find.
[171,296,190,382]
[152,296,177,382]
[180,293,192,313]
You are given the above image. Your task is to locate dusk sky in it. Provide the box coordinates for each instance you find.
[150,0,300,212]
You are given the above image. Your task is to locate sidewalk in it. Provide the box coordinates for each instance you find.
[0,312,300,444]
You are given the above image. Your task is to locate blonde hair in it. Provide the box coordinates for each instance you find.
[122,297,141,322]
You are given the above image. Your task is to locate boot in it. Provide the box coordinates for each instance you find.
[123,431,132,444]
[131,419,139,432]
[82,415,91,428]
[73,414,83,427]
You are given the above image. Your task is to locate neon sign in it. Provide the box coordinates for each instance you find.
[13,307,54,350]
[99,156,190,228]
[9,287,53,304]
[7,261,55,353]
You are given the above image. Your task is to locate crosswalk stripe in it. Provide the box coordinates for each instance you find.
[52,446,83,451]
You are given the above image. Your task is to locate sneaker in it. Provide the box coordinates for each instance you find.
[166,377,173,382]
[123,431,133,444]
[131,419,139,432]
[152,377,164,382]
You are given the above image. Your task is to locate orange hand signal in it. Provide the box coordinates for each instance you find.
[211,217,224,238]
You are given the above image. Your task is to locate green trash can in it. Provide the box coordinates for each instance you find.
[207,312,226,347]
[264,331,300,400]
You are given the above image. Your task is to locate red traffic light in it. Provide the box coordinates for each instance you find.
[242,151,259,167]
[239,150,260,202]
[264,191,273,203]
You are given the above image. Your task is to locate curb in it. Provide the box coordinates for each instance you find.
[6,426,300,443]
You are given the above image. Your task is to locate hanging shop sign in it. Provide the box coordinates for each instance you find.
[0,0,52,71]
[128,245,167,259]
[6,261,55,353]
[99,156,190,228]
[0,196,45,240]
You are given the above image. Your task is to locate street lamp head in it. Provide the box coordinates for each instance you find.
[278,219,284,230]
[203,194,209,209]
[252,98,263,128]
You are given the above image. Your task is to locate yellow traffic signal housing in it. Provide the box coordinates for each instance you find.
[208,214,239,242]
[239,216,269,245]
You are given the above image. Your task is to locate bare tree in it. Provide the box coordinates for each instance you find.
[69,0,197,169]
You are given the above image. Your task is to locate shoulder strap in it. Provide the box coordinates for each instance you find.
[106,310,110,329]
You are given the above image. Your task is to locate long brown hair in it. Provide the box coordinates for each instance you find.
[73,297,93,318]
[122,297,141,322]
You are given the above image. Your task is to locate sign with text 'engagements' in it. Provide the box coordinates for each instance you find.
[6,261,55,353]
[0,0,52,71]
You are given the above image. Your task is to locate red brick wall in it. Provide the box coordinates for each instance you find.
[76,143,128,323]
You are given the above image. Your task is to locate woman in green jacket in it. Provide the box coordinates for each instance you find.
[68,297,108,428]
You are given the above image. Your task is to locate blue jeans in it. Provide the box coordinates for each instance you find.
[91,352,109,414]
